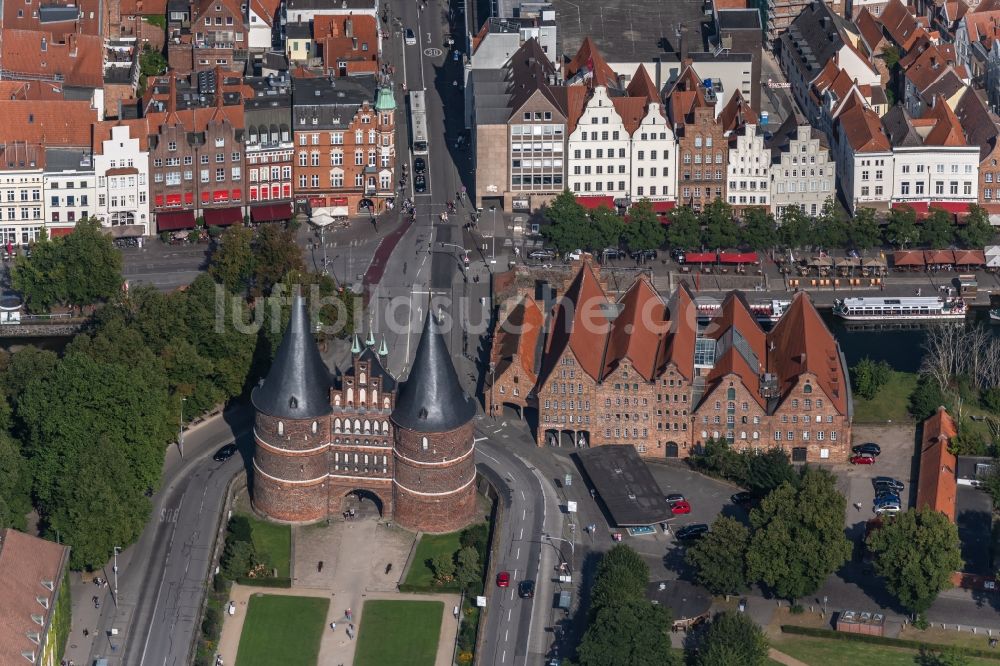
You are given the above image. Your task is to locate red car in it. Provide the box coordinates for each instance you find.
[850,454,876,465]
[496,571,510,588]
[670,500,692,515]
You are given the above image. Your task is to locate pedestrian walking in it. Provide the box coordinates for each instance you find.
[330,622,337,631]
[854,502,862,512]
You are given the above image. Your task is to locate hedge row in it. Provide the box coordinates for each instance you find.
[398,582,461,594]
[234,576,292,588]
[780,625,1000,660]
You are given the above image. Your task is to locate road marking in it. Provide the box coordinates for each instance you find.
[474,436,488,443]
[516,546,520,559]
[507,608,512,621]
[478,450,501,465]
[522,509,526,521]
[509,589,514,601]
[502,650,507,662]
[424,47,442,57]
[518,528,523,540]
[520,490,525,500]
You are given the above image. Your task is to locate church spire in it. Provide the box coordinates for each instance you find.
[378,334,389,358]
[351,332,362,355]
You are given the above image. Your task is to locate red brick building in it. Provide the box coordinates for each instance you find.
[252,298,478,533]
[491,259,853,462]
[167,0,248,75]
[667,64,728,212]
[313,14,380,77]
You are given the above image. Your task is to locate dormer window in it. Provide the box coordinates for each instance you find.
[35,596,48,609]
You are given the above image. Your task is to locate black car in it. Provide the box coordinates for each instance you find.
[873,477,904,492]
[632,249,658,262]
[518,579,535,598]
[676,524,709,540]
[852,442,881,456]
[670,248,687,262]
[213,443,237,462]
[414,174,427,193]
[731,491,752,506]
[414,157,426,173]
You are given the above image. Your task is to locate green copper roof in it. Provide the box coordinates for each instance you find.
[375,87,396,111]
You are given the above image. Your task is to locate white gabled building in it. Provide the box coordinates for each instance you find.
[720,91,769,213]
[626,66,676,204]
[43,148,97,237]
[766,114,836,219]
[567,86,632,200]
[832,92,893,214]
[93,120,152,237]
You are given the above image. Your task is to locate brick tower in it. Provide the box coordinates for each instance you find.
[250,295,332,522]
[391,312,479,533]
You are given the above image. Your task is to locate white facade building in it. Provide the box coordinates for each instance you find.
[94,122,152,236]
[629,102,676,203]
[567,87,631,199]
[726,123,770,210]
[0,148,44,247]
[767,118,835,219]
[832,95,893,214]
[43,148,97,236]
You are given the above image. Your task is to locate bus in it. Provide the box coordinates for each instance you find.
[409,90,428,155]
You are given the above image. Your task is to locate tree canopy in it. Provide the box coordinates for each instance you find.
[958,205,995,248]
[690,611,769,666]
[685,515,750,596]
[850,208,882,251]
[922,209,956,249]
[739,208,776,251]
[866,508,963,615]
[667,206,702,249]
[746,467,851,601]
[622,199,665,252]
[885,206,920,248]
[701,200,739,249]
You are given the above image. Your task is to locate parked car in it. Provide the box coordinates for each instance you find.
[676,524,709,540]
[873,477,904,491]
[518,580,535,598]
[404,28,416,45]
[213,443,237,462]
[850,454,876,465]
[874,493,900,506]
[414,174,426,193]
[852,442,882,457]
[670,500,691,515]
[731,491,752,506]
[631,249,658,262]
[414,157,426,173]
[874,504,901,515]
[664,493,685,503]
[529,249,555,260]
[566,249,582,260]
[496,571,510,587]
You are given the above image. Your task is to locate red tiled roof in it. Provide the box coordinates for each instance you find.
[703,292,767,408]
[924,249,956,264]
[119,0,168,16]
[565,37,618,89]
[893,249,926,265]
[766,291,848,415]
[718,90,757,133]
[93,118,152,153]
[562,85,589,135]
[315,15,380,74]
[880,0,924,50]
[1,30,103,88]
[924,97,967,146]
[0,100,95,146]
[612,96,648,135]
[0,81,67,100]
[0,529,69,665]
[855,8,886,54]
[2,0,101,35]
[626,65,661,104]
[542,259,611,382]
[602,277,669,381]
[836,96,891,152]
[664,283,697,381]
[493,294,544,381]
[916,406,958,522]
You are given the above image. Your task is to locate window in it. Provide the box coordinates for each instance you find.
[216,168,225,181]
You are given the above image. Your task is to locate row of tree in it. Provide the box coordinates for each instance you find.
[0,222,348,569]
[540,191,995,256]
[577,543,770,666]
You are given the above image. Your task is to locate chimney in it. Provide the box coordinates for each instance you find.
[345,18,353,37]
[215,66,224,109]
[167,73,177,114]
[67,33,78,58]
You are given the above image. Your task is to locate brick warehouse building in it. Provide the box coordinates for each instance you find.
[486,259,853,462]
[251,298,478,533]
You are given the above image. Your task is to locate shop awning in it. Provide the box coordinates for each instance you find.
[652,201,676,213]
[251,203,293,223]
[923,250,955,265]
[930,202,970,214]
[954,249,986,265]
[203,207,243,227]
[684,252,717,263]
[718,251,758,264]
[157,210,196,232]
[892,201,929,213]
[48,226,74,237]
[893,250,926,266]
[576,196,615,211]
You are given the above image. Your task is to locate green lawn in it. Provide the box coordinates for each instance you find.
[241,513,291,577]
[354,600,443,666]
[403,532,462,588]
[235,594,329,666]
[772,634,997,666]
[852,371,918,423]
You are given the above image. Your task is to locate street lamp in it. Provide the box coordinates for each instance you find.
[112,546,121,608]
[541,533,575,575]
[179,397,186,458]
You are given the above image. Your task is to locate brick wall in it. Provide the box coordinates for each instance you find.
[252,476,327,522]
[393,481,478,533]
[327,478,394,517]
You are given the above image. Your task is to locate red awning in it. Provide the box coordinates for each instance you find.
[892,201,929,213]
[331,197,349,206]
[684,252,717,263]
[203,207,243,227]
[251,203,293,223]
[954,249,986,265]
[930,202,970,214]
[718,251,758,264]
[893,250,925,266]
[652,201,676,213]
[157,210,196,232]
[576,195,615,210]
[923,250,955,265]
[48,226,74,237]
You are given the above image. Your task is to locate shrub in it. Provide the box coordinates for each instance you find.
[460,523,489,557]
[910,375,946,420]
[852,357,892,400]
[227,515,253,543]
[779,625,1000,660]
[790,604,805,615]
[233,576,291,588]
[201,606,221,637]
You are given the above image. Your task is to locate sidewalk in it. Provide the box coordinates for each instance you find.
[217,585,461,666]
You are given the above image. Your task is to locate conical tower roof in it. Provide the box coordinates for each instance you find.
[392,312,476,433]
[251,295,332,419]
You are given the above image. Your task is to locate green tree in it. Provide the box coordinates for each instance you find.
[590,206,625,252]
[814,199,849,249]
[577,598,678,666]
[885,205,920,248]
[979,459,1000,511]
[221,538,258,579]
[685,516,750,595]
[743,448,796,498]
[922,208,956,248]
[209,225,255,293]
[139,45,167,77]
[542,190,589,253]
[917,647,971,666]
[430,553,456,584]
[850,207,883,251]
[251,225,304,297]
[694,438,742,480]
[740,208,776,251]
[0,433,30,530]
[454,546,481,589]
[866,508,963,616]
[958,204,995,248]
[883,45,901,70]
[690,611,769,666]
[851,357,893,400]
[746,468,851,602]
[667,206,702,249]
[60,218,125,311]
[701,200,739,249]
[590,544,650,611]
[10,238,67,313]
[983,387,1000,415]
[622,199,665,252]
[909,374,946,421]
[777,206,811,250]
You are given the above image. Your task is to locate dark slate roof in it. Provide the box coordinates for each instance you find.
[346,347,397,392]
[575,446,672,526]
[717,9,761,30]
[392,313,476,432]
[881,105,921,147]
[251,295,333,419]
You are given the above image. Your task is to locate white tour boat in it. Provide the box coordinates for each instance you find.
[832,296,967,321]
